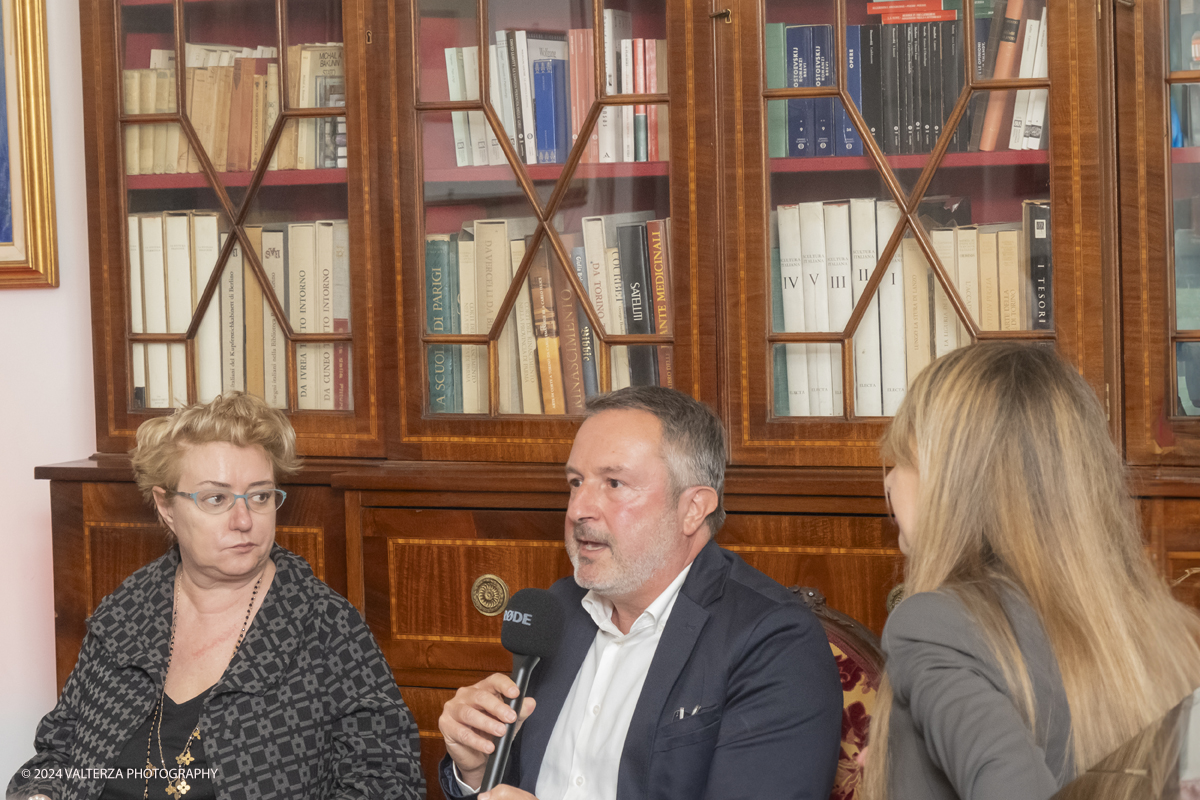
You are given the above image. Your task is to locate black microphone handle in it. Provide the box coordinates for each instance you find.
[479,653,541,792]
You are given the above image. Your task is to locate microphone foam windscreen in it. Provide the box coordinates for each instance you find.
[500,588,565,659]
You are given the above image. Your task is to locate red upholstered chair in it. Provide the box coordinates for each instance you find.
[791,586,885,800]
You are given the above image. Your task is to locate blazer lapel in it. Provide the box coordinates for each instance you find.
[616,541,728,798]
[516,584,596,793]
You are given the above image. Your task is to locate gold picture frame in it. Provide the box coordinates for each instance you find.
[0,0,55,288]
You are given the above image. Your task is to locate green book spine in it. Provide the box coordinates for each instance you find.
[771,246,789,417]
[765,24,787,158]
[634,116,648,161]
[425,236,453,413]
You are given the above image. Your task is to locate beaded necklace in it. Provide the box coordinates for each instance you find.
[143,568,264,798]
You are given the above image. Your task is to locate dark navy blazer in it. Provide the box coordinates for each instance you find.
[441,539,843,800]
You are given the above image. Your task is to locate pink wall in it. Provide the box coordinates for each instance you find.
[0,0,94,778]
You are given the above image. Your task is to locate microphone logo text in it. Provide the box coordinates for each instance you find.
[503,609,533,626]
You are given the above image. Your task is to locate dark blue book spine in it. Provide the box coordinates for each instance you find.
[533,60,570,163]
[842,25,864,156]
[552,60,570,159]
[571,245,600,398]
[812,25,834,157]
[786,25,814,158]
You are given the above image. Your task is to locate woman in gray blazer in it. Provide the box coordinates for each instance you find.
[860,343,1200,800]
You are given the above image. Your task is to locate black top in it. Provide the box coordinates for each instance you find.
[100,688,216,800]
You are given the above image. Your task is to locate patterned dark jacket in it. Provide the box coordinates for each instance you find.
[8,545,424,800]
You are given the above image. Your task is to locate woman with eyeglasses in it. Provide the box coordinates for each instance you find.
[9,393,424,800]
[861,342,1200,800]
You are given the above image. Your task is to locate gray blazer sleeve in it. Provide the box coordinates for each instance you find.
[882,591,1060,800]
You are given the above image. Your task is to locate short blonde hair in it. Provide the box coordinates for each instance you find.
[131,392,302,506]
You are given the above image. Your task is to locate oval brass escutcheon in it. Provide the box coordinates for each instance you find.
[471,574,510,616]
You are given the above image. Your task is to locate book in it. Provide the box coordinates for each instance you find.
[812,25,835,157]
[288,222,317,408]
[840,26,864,156]
[568,238,601,401]
[219,233,246,394]
[600,11,632,163]
[527,241,566,414]
[645,38,661,162]
[426,234,457,413]
[152,68,171,174]
[163,212,193,408]
[461,46,491,168]
[605,245,631,389]
[333,219,350,410]
[620,39,635,162]
[581,215,621,388]
[777,204,810,415]
[881,24,902,154]
[188,68,216,174]
[457,237,485,413]
[646,219,673,388]
[977,228,1002,330]
[444,47,472,167]
[1021,7,1049,150]
[210,65,234,172]
[509,238,543,413]
[765,23,788,158]
[555,233,588,414]
[770,239,789,417]
[954,226,980,342]
[315,76,346,168]
[193,213,222,404]
[315,221,336,409]
[941,20,963,152]
[487,45,509,165]
[523,31,568,164]
[260,226,288,409]
[849,198,883,416]
[140,215,170,408]
[266,62,281,170]
[968,0,1006,151]
[617,223,658,386]
[250,74,265,170]
[860,24,883,150]
[905,23,920,154]
[493,34,520,156]
[997,226,1023,330]
[786,25,814,158]
[824,201,853,415]
[243,226,266,400]
[655,41,670,162]
[929,227,959,357]
[978,0,1028,151]
[1025,200,1052,329]
[297,44,344,169]
[475,219,522,413]
[799,201,834,415]
[927,22,942,149]
[1007,6,1042,150]
[568,29,598,163]
[533,59,570,163]
[123,71,141,176]
[138,70,157,173]
[633,38,648,162]
[226,58,255,172]
[127,216,146,408]
[901,236,933,383]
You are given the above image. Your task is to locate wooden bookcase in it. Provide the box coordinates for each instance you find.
[46,0,1200,796]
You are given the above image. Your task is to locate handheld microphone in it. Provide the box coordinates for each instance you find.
[479,587,564,792]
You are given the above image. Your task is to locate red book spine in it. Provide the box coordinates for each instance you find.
[880,10,959,22]
[646,39,659,162]
[868,0,945,13]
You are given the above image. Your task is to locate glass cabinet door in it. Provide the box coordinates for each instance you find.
[726,0,1065,466]
[115,0,379,455]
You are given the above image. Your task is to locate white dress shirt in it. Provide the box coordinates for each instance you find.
[455,563,692,799]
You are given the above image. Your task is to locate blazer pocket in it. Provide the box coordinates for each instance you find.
[653,708,721,752]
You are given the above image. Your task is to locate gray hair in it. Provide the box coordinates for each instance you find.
[585,385,727,536]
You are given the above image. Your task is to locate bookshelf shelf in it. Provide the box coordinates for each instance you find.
[768,150,1050,174]
[126,168,348,189]
[423,161,669,184]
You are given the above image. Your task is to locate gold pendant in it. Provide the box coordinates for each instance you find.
[176,779,191,795]
[165,784,177,797]
[192,727,201,740]
[176,750,194,766]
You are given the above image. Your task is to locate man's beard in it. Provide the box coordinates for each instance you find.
[567,519,675,598]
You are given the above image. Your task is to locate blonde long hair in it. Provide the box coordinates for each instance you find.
[861,343,1200,798]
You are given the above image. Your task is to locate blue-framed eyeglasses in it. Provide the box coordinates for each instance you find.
[167,488,287,515]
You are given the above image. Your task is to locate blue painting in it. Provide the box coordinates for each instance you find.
[0,5,14,246]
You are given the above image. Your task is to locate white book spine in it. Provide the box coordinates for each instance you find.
[127,216,147,401]
[220,234,246,394]
[777,204,810,416]
[824,202,853,416]
[1022,9,1050,150]
[621,39,635,162]
[849,198,882,417]
[955,227,981,345]
[475,219,521,413]
[1007,17,1042,150]
[288,223,317,409]
[192,213,222,403]
[315,221,336,409]
[494,33,519,152]
[605,246,631,390]
[140,215,170,408]
[164,212,193,407]
[445,47,472,167]
[486,46,507,165]
[599,11,629,163]
[509,239,543,412]
[876,201,907,415]
[266,63,281,170]
[798,201,833,416]
[513,31,539,165]
[261,229,287,409]
[458,238,484,413]
[978,231,1001,331]
[929,228,959,357]
[462,46,491,167]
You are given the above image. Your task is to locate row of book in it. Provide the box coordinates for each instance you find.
[127,212,352,411]
[426,212,673,414]
[770,196,1052,417]
[446,14,669,168]
[123,41,345,176]
[767,0,1048,159]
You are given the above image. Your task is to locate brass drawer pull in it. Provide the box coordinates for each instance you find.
[472,574,510,616]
